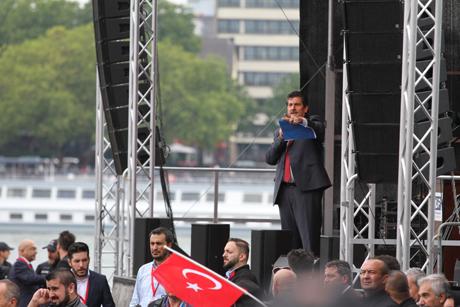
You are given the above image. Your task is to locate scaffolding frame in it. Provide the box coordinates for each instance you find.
[340,0,444,273]
[94,73,124,278]
[396,0,443,273]
[126,0,158,277]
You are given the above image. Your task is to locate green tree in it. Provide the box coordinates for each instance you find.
[264,74,300,118]
[0,24,95,156]
[0,0,92,50]
[158,40,249,150]
[157,0,201,53]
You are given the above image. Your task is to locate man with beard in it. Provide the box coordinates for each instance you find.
[36,240,59,277]
[223,238,262,306]
[265,90,331,256]
[27,269,85,307]
[9,240,45,307]
[129,227,174,307]
[67,242,114,307]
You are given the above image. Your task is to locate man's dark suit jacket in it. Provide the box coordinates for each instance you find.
[85,270,115,307]
[230,265,263,307]
[265,114,331,204]
[9,259,45,307]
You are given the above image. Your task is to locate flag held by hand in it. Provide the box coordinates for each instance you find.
[153,247,245,307]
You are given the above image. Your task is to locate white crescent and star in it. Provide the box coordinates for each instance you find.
[182,268,222,292]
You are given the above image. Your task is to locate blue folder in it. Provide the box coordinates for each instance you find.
[279,119,317,140]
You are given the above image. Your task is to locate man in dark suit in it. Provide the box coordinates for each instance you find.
[67,242,114,307]
[8,239,45,307]
[266,90,331,255]
[223,238,263,306]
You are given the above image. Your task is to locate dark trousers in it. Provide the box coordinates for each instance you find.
[277,184,323,256]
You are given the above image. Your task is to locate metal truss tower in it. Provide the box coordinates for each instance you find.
[340,0,444,274]
[396,0,444,272]
[94,74,125,278]
[339,44,378,272]
[126,0,158,277]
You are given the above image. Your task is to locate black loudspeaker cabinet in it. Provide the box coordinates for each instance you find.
[133,218,174,276]
[251,230,293,292]
[191,224,230,276]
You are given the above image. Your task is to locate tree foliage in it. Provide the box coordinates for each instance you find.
[158,41,249,150]
[0,0,92,50]
[0,24,95,156]
[157,0,201,53]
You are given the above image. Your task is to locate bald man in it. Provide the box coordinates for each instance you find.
[8,240,45,307]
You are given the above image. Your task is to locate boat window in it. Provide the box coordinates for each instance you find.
[10,213,22,220]
[32,189,51,198]
[85,215,95,222]
[57,189,76,199]
[7,188,26,198]
[156,191,176,201]
[82,190,95,199]
[181,192,200,201]
[60,214,72,221]
[206,193,225,202]
[243,193,262,203]
[35,213,47,221]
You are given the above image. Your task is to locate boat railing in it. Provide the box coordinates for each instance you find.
[153,166,277,223]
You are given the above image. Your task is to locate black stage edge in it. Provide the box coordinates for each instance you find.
[251,230,293,292]
[191,223,230,276]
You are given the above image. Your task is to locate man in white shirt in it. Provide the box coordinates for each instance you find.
[129,227,174,307]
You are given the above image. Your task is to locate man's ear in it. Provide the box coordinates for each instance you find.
[439,293,447,304]
[69,282,76,294]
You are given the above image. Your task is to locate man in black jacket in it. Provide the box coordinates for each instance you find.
[266,90,331,255]
[360,258,398,307]
[0,242,13,280]
[36,240,59,277]
[223,238,263,306]
[385,270,418,307]
[67,242,114,307]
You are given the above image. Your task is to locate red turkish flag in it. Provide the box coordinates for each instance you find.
[153,248,245,307]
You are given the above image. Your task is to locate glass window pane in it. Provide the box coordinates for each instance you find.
[82,190,95,199]
[7,188,26,198]
[57,190,76,199]
[182,192,200,201]
[32,189,51,198]
[243,193,262,203]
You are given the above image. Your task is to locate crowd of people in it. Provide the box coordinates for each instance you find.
[0,230,114,307]
[1,227,459,307]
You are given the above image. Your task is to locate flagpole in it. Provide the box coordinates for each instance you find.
[165,247,268,307]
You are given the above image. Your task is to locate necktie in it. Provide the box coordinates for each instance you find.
[283,141,293,182]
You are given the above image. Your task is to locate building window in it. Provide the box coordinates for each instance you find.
[245,20,298,34]
[246,0,298,8]
[206,193,226,202]
[241,72,292,86]
[57,189,76,199]
[10,213,23,220]
[35,213,48,221]
[82,190,95,199]
[32,189,51,198]
[244,46,298,61]
[218,0,240,7]
[218,19,240,33]
[85,215,95,222]
[60,214,72,221]
[7,188,26,198]
[181,192,200,201]
[243,193,262,203]
[156,191,176,201]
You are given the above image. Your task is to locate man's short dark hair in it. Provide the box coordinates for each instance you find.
[0,280,20,304]
[228,238,250,257]
[287,249,315,274]
[287,90,307,107]
[368,257,390,275]
[149,227,174,244]
[46,268,77,288]
[67,242,89,260]
[375,254,400,271]
[58,230,76,252]
[387,270,409,294]
[325,260,352,284]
